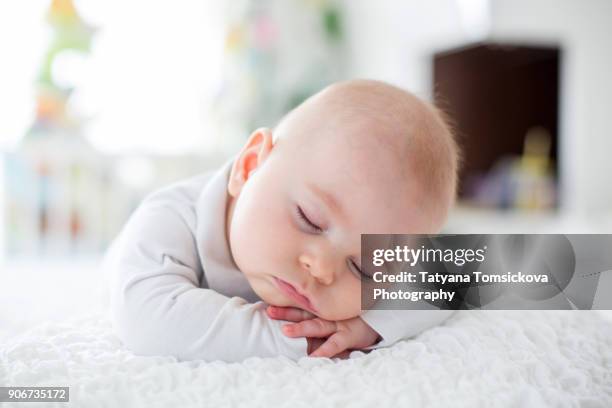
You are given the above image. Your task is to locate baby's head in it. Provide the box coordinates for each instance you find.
[225,79,460,321]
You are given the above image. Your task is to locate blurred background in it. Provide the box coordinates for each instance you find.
[1,0,611,339]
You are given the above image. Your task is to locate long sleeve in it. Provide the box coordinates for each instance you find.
[106,193,307,363]
[360,308,456,350]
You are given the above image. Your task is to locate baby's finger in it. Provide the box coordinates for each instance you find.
[282,318,337,338]
[309,332,349,358]
[266,306,316,322]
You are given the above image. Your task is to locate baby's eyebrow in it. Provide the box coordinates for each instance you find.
[307,183,343,217]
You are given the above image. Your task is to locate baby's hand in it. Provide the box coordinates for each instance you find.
[266,305,381,358]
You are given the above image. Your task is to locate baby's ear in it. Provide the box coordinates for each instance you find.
[228,128,274,197]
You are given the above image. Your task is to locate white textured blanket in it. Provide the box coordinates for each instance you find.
[1,311,611,407]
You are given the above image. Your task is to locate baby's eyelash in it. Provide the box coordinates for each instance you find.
[296,206,323,232]
[350,259,370,280]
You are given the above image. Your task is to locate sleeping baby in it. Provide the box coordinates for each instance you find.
[104,79,461,362]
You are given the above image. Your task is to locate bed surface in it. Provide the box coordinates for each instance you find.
[1,310,611,407]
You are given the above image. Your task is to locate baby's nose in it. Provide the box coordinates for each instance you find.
[299,254,334,285]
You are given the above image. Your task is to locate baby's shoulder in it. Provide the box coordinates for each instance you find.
[142,171,214,208]
[122,171,214,236]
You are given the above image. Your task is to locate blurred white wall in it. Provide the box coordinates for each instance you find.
[342,0,473,98]
[0,0,48,150]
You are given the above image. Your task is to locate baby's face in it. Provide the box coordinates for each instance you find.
[226,122,445,321]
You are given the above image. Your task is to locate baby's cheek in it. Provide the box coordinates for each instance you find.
[244,209,297,278]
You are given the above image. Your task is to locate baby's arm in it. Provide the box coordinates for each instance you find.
[106,198,306,362]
